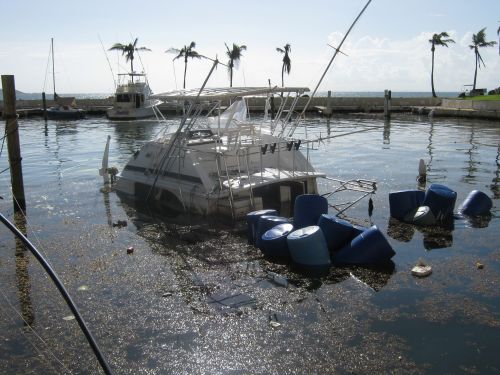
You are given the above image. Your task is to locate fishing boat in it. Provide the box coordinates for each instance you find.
[46,38,86,120]
[114,86,327,219]
[106,72,161,120]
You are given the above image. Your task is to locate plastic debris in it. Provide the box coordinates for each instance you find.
[269,321,281,328]
[411,259,432,277]
[268,272,288,287]
[476,262,484,270]
[63,315,75,321]
[127,246,134,254]
[77,285,89,291]
[113,220,127,228]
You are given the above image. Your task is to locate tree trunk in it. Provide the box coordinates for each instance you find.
[431,49,436,98]
[230,67,233,88]
[281,64,285,87]
[473,49,478,91]
[183,58,188,89]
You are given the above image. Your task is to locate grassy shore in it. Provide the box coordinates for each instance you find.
[463,94,500,101]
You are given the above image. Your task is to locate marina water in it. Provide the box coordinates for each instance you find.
[0,114,499,373]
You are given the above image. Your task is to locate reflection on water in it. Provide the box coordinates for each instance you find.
[14,212,34,328]
[1,114,499,374]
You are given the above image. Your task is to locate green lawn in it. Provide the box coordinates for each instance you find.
[462,94,500,101]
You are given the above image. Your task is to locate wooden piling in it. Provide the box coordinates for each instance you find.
[1,75,26,212]
[384,89,391,119]
[42,92,48,120]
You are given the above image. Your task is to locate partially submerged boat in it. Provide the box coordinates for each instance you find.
[115,86,329,219]
[106,72,161,120]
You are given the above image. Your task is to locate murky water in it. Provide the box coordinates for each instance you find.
[0,113,499,374]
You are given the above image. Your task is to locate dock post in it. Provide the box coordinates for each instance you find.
[384,89,391,119]
[326,90,332,117]
[1,75,26,212]
[42,92,48,121]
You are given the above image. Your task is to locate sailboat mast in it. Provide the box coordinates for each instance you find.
[51,38,56,99]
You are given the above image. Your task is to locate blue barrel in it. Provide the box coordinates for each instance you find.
[246,209,278,245]
[293,194,328,229]
[422,184,457,221]
[287,225,331,272]
[255,215,289,249]
[333,226,395,265]
[260,223,294,259]
[459,190,492,216]
[388,190,425,220]
[317,214,360,252]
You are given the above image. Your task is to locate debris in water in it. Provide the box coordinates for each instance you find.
[127,246,134,254]
[268,272,288,287]
[411,259,432,277]
[269,321,281,328]
[476,262,484,270]
[63,315,75,321]
[113,220,127,228]
[77,285,89,291]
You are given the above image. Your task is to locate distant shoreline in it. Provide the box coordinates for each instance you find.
[1,90,460,101]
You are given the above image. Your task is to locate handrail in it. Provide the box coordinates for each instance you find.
[0,212,114,375]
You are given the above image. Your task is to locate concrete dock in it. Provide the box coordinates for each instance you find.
[2,96,499,120]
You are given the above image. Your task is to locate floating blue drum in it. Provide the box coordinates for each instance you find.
[388,190,425,221]
[287,225,331,271]
[459,190,492,216]
[255,215,289,249]
[246,209,278,245]
[333,226,395,265]
[259,223,295,259]
[293,194,328,229]
[422,184,457,221]
[317,214,360,253]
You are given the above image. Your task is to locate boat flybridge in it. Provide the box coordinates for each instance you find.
[106,72,162,120]
[113,85,376,220]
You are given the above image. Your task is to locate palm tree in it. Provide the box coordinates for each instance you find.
[428,33,454,98]
[166,42,204,89]
[109,38,151,73]
[276,44,292,87]
[497,24,500,55]
[469,28,497,91]
[225,43,247,87]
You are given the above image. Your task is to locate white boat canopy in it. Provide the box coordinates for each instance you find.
[151,86,310,102]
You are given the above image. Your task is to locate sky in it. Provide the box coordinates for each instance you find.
[1,0,499,95]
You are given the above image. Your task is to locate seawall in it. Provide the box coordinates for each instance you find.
[2,96,499,120]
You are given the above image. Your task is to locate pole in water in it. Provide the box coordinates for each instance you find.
[42,92,48,121]
[1,75,26,212]
[384,89,391,119]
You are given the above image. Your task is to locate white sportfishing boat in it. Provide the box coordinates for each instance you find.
[106,72,161,120]
[114,86,327,219]
[110,1,376,219]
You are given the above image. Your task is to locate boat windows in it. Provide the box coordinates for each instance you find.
[116,94,131,103]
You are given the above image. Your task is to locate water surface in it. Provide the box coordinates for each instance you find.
[0,113,499,374]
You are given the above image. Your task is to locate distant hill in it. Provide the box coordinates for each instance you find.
[0,90,111,100]
[0,89,45,100]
